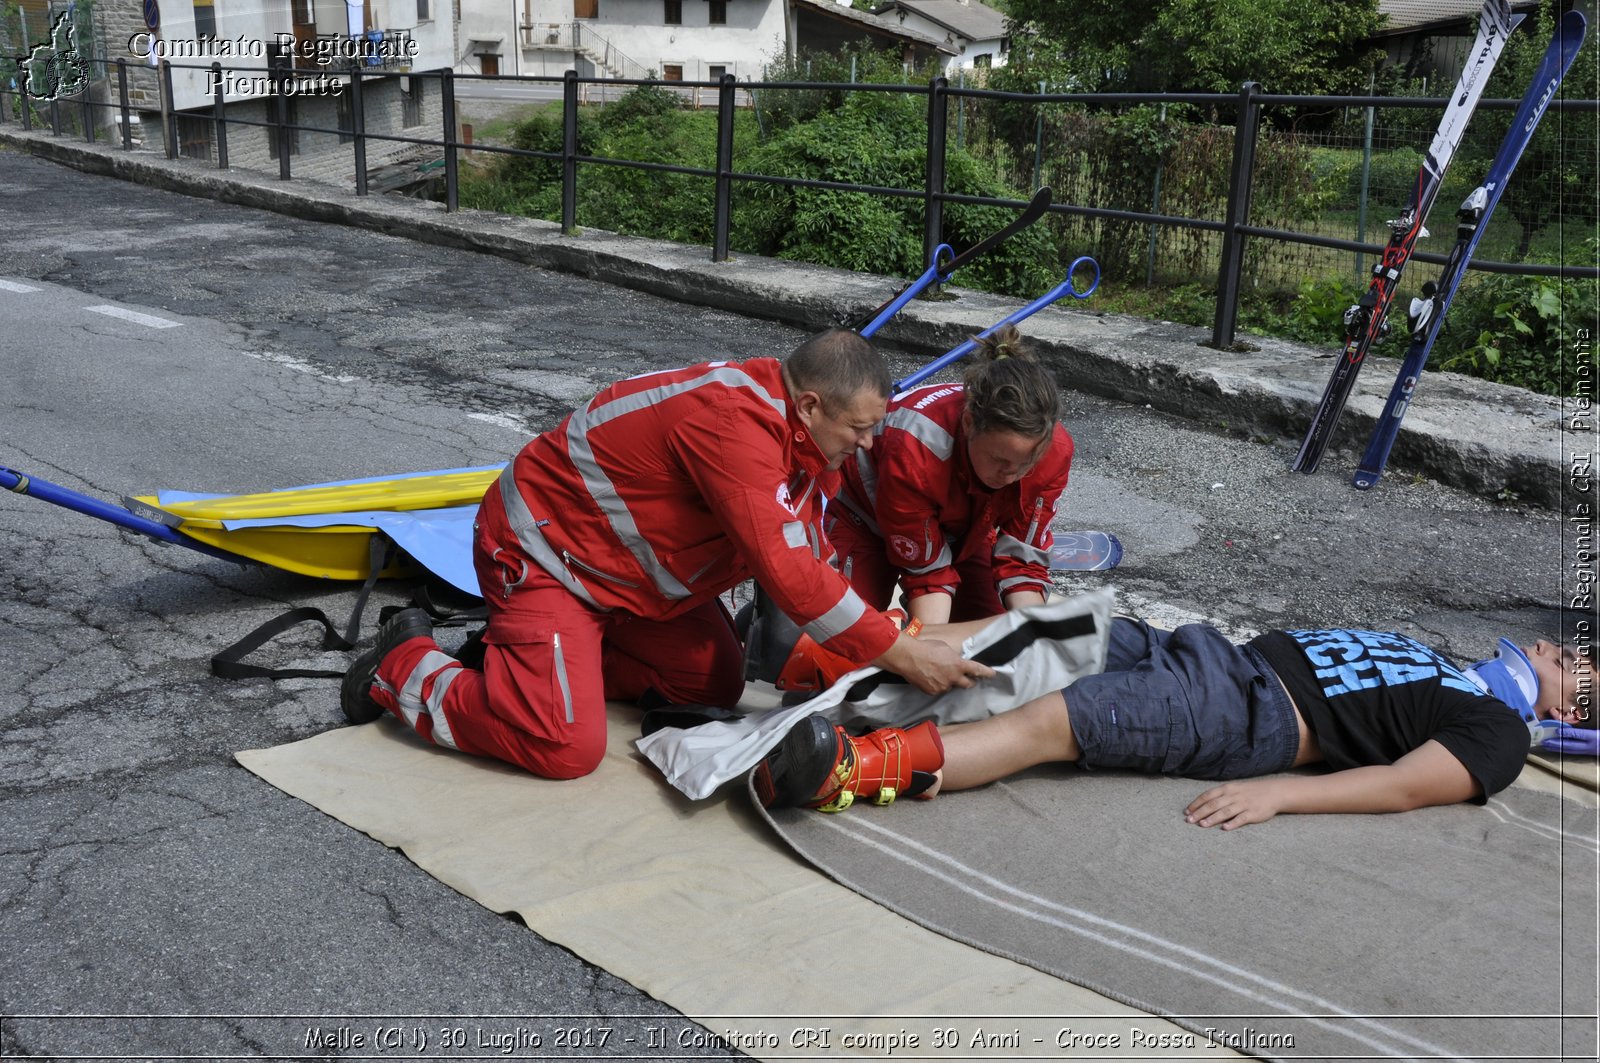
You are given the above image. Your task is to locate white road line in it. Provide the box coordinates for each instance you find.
[84,304,182,329]
[467,412,534,436]
[0,280,42,293]
[241,350,356,384]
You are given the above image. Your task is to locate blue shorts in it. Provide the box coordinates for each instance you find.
[1064,618,1298,781]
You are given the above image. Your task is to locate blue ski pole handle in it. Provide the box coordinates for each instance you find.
[894,256,1100,393]
[1,464,236,561]
[850,186,1054,335]
[859,242,956,339]
[1353,9,1587,491]
[1049,531,1121,572]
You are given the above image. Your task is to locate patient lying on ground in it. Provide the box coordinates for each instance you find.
[755,614,1595,830]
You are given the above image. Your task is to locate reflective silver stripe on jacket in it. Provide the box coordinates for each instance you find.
[804,583,871,644]
[552,633,574,724]
[994,533,1050,568]
[563,366,787,601]
[903,532,953,576]
[848,406,954,514]
[883,405,955,461]
[397,649,462,750]
[997,574,1045,596]
[497,468,603,609]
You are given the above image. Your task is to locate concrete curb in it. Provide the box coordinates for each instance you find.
[3,127,1585,509]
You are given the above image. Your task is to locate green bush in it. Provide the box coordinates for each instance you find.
[753,45,923,133]
[1241,277,1366,345]
[1435,264,1599,395]
[460,86,747,246]
[456,68,1588,399]
[1358,145,1423,202]
[1226,264,1595,397]
[1303,148,1361,214]
[734,88,1056,296]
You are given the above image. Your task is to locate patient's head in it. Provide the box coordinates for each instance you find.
[1526,639,1596,727]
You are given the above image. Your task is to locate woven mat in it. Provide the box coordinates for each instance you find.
[754,763,1599,1062]
[239,711,1231,1060]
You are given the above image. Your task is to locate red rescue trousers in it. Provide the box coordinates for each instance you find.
[370,547,744,781]
[825,505,1004,622]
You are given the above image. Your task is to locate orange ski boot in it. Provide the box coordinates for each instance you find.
[753,715,944,812]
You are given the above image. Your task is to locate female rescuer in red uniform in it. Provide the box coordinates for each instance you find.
[827,325,1073,626]
[340,328,993,780]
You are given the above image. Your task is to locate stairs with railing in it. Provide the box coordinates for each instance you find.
[520,20,651,80]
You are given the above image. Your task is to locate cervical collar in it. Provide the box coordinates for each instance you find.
[1465,638,1539,728]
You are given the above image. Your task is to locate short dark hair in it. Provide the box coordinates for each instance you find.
[783,327,891,412]
[961,325,1060,439]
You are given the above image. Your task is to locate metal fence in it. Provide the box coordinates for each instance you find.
[2,60,1594,349]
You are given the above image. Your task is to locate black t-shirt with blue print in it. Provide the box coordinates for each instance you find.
[1251,628,1529,800]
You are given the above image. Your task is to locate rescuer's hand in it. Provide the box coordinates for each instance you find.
[874,630,994,695]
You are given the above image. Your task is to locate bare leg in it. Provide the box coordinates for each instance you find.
[932,691,1080,794]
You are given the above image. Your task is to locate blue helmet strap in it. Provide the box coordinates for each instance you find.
[1465,639,1541,741]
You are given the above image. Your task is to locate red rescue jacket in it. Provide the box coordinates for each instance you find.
[482,358,898,664]
[837,382,1072,602]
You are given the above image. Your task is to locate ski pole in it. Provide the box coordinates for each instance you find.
[0,464,237,560]
[859,241,957,339]
[851,186,1054,335]
[894,255,1099,393]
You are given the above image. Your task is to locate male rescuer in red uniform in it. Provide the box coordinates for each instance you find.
[341,328,993,779]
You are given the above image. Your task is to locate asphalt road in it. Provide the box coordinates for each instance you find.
[0,146,1578,1060]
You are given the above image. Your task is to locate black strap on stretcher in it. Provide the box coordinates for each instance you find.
[209,536,486,681]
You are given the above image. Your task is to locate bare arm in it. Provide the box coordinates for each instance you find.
[907,591,953,626]
[1183,740,1480,831]
[1002,589,1047,611]
[915,614,1007,652]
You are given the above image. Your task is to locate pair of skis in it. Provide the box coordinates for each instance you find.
[1352,9,1587,489]
[1291,0,1570,483]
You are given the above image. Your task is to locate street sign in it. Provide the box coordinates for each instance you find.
[142,0,159,32]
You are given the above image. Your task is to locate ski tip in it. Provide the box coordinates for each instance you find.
[1049,531,1122,572]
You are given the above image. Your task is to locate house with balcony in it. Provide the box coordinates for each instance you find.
[868,0,1006,73]
[459,0,950,84]
[91,0,454,180]
[502,0,788,82]
[787,0,951,69]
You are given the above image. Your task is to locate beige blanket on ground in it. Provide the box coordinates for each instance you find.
[239,710,1230,1060]
[239,710,1594,1061]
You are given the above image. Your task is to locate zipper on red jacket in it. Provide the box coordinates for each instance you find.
[1024,496,1045,545]
[563,549,640,588]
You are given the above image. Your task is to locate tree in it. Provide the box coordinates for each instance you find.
[1458,0,1598,260]
[1000,0,1387,96]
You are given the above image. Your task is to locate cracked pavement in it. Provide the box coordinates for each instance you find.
[0,146,1577,1059]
